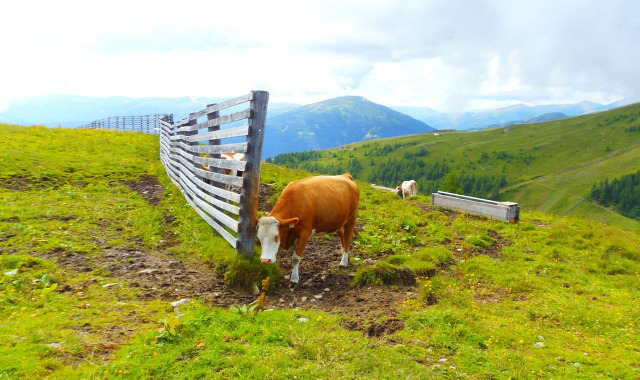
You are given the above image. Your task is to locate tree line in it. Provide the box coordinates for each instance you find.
[590,170,640,220]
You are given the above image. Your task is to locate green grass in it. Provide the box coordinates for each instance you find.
[273,103,640,231]
[2,124,640,378]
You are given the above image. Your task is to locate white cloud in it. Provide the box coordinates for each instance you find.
[1,0,639,112]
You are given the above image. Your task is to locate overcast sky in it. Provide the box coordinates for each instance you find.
[2,0,639,112]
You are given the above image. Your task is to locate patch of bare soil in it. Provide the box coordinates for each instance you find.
[0,175,58,190]
[267,235,418,323]
[123,175,165,205]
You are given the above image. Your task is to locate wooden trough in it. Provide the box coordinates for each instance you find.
[431,191,520,223]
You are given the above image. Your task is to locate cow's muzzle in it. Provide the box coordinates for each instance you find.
[261,258,272,264]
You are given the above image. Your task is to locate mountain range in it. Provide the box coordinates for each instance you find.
[410,100,630,130]
[262,96,435,158]
[2,94,636,158]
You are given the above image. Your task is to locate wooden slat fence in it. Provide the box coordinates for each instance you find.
[78,114,172,134]
[159,91,269,257]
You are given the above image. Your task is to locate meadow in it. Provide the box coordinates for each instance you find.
[1,124,640,378]
[271,103,640,232]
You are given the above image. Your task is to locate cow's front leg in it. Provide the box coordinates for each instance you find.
[290,231,311,283]
[340,248,349,267]
[291,252,301,283]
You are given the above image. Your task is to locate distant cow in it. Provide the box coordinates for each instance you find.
[397,180,418,199]
[256,173,360,283]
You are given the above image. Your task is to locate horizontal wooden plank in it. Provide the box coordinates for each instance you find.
[176,109,251,133]
[183,194,237,247]
[162,153,240,230]
[177,169,240,215]
[174,92,253,127]
[182,182,239,231]
[182,124,249,143]
[172,141,248,155]
[169,156,241,203]
[193,155,247,171]
[194,167,244,187]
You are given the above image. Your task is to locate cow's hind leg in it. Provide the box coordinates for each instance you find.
[336,230,349,267]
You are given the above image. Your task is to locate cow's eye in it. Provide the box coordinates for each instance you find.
[274,236,279,242]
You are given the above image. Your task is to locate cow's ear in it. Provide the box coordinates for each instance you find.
[278,217,299,229]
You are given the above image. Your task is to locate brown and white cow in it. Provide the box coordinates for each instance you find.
[397,180,418,199]
[256,173,360,283]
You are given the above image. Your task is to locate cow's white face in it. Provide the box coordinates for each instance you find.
[257,217,281,264]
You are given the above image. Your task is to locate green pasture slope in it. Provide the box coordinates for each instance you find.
[2,124,640,378]
[274,103,640,231]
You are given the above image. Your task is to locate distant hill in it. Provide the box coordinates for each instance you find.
[262,96,435,159]
[0,95,300,128]
[485,112,569,129]
[423,101,611,130]
[389,105,440,120]
[270,102,640,231]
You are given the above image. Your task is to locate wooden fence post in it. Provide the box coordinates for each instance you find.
[236,90,269,257]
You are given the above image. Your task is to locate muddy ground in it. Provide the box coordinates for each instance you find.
[27,176,510,337]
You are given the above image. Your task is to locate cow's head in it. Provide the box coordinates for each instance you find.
[257,216,299,264]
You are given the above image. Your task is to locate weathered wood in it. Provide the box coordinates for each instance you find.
[179,124,250,142]
[192,155,247,171]
[172,141,249,155]
[159,91,268,256]
[165,154,240,202]
[175,109,251,133]
[79,114,171,135]
[174,92,253,126]
[236,90,269,257]
[431,191,520,223]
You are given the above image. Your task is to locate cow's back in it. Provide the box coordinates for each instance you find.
[271,174,359,232]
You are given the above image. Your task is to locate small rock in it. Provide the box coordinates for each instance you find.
[439,358,448,362]
[137,269,157,274]
[364,259,376,265]
[301,296,308,302]
[46,343,63,349]
[314,294,323,300]
[573,362,581,367]
[171,298,191,307]
[279,298,285,303]
[298,317,309,323]
[212,292,220,298]
[102,283,121,288]
[251,284,260,296]
[324,288,330,292]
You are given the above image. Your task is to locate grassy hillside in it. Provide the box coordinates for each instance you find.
[272,103,640,231]
[2,124,640,378]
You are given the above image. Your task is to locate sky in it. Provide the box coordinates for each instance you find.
[2,0,639,112]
